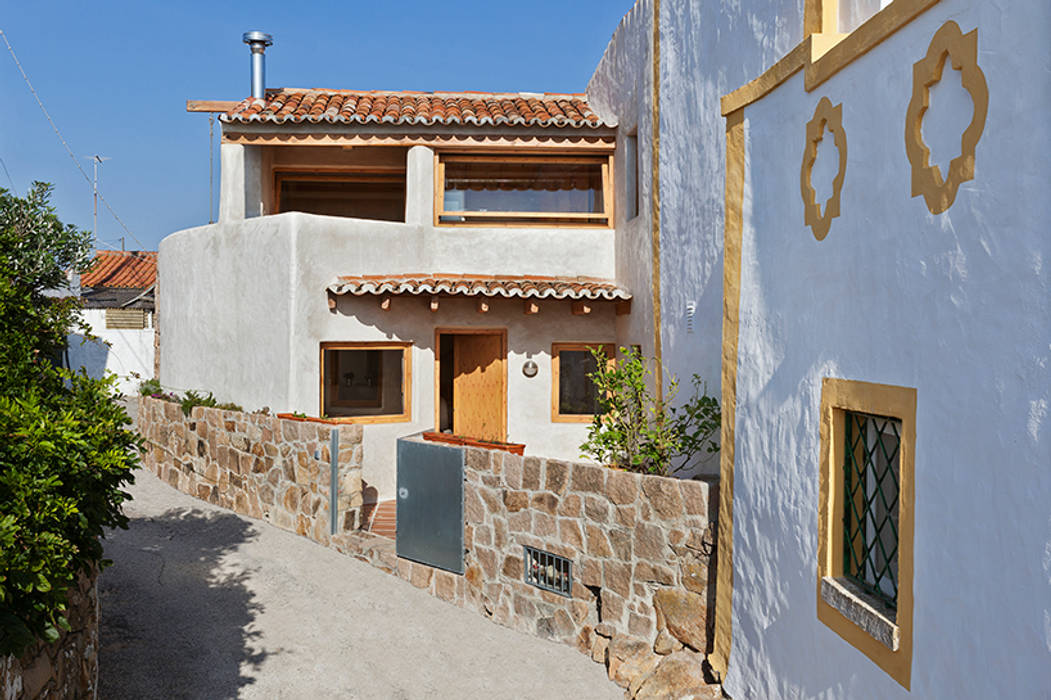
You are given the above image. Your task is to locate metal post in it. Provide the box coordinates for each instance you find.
[329,427,340,535]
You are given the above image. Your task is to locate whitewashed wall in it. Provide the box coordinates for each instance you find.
[589,0,806,475]
[728,1,1051,697]
[66,308,155,395]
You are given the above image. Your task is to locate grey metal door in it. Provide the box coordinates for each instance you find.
[395,436,464,574]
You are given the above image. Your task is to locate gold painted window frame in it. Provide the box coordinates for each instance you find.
[818,377,916,689]
[550,342,616,423]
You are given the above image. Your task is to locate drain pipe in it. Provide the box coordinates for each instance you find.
[329,428,340,535]
[242,31,273,99]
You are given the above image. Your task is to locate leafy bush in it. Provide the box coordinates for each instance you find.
[138,377,163,396]
[179,390,241,416]
[579,346,720,475]
[0,183,139,656]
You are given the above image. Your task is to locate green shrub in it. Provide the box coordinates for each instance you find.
[579,346,720,475]
[0,183,140,656]
[138,377,163,396]
[179,390,241,416]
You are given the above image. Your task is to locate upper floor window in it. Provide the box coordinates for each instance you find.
[276,171,406,222]
[437,154,612,227]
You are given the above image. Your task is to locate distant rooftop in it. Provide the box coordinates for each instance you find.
[81,250,157,289]
[221,88,609,128]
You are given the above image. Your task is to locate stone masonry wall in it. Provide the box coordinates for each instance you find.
[137,396,364,544]
[2,572,99,700]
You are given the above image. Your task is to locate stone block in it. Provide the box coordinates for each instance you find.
[530,492,559,515]
[632,650,716,700]
[653,589,709,652]
[600,589,625,624]
[513,592,537,618]
[606,470,638,505]
[681,558,708,595]
[608,528,633,560]
[503,490,529,513]
[570,463,606,493]
[464,486,487,523]
[635,561,677,586]
[585,524,613,557]
[503,453,523,488]
[558,518,584,550]
[410,563,434,589]
[642,474,685,519]
[493,517,508,549]
[536,608,575,641]
[607,636,658,689]
[653,628,683,656]
[591,634,610,664]
[465,448,492,473]
[476,546,498,579]
[522,457,542,490]
[557,493,583,517]
[603,560,632,597]
[576,625,593,654]
[584,494,610,522]
[679,479,709,517]
[473,524,493,547]
[502,553,523,579]
[507,510,531,533]
[578,557,603,587]
[533,512,557,538]
[544,460,570,495]
[634,522,667,562]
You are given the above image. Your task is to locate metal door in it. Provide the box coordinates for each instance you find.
[395,435,464,574]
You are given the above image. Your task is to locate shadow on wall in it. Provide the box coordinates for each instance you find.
[98,507,270,699]
[65,333,109,379]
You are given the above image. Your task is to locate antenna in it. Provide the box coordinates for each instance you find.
[85,155,111,247]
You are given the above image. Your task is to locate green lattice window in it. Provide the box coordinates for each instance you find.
[843,411,901,610]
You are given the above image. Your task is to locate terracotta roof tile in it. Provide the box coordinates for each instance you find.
[224,89,608,129]
[327,274,630,301]
[80,251,157,289]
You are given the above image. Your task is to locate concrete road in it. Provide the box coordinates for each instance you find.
[99,469,622,700]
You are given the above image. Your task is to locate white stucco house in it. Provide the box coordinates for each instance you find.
[66,250,157,395]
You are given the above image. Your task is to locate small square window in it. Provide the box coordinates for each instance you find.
[320,343,411,423]
[551,343,614,422]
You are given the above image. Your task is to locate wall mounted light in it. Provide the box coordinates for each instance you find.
[522,360,538,378]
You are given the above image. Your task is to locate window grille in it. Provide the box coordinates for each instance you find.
[105,308,147,329]
[523,546,572,597]
[843,411,901,609]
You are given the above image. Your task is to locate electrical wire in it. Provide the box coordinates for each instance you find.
[0,155,14,188]
[0,28,147,250]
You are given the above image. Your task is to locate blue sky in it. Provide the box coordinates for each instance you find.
[1,1,632,251]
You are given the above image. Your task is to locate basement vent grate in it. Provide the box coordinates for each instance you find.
[523,545,572,597]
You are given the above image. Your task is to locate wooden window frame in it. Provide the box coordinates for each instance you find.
[319,341,412,424]
[550,342,615,423]
[273,167,407,219]
[434,153,615,228]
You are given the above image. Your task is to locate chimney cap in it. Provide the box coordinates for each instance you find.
[242,31,273,46]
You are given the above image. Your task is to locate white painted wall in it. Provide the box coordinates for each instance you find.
[728,2,1051,697]
[589,0,806,475]
[66,308,155,395]
[162,146,618,499]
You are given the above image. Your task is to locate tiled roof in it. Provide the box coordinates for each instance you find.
[224,89,607,128]
[327,275,631,301]
[81,251,157,289]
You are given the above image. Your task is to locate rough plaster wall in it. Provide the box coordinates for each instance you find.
[657,0,805,476]
[587,1,657,359]
[65,308,155,394]
[728,2,1051,697]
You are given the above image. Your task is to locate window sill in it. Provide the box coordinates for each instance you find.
[820,576,900,651]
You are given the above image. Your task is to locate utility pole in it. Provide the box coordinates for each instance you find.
[86,154,110,247]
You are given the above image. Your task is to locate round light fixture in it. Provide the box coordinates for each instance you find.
[522,360,538,378]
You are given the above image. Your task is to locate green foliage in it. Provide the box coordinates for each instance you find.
[138,377,163,396]
[579,346,721,476]
[0,183,139,656]
[178,390,241,416]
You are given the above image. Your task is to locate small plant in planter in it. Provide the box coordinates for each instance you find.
[579,346,720,476]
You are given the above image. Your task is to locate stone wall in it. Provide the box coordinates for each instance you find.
[1,572,99,699]
[137,396,364,544]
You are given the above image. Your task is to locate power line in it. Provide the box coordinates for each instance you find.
[0,28,147,251]
[0,155,14,188]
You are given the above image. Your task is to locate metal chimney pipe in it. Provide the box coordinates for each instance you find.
[242,31,273,99]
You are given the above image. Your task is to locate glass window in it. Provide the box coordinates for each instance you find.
[552,343,614,421]
[321,344,410,421]
[438,155,611,226]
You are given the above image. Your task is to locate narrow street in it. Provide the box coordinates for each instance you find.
[98,469,621,699]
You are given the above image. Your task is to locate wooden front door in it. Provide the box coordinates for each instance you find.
[451,333,506,442]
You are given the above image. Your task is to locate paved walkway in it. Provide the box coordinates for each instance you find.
[99,469,622,699]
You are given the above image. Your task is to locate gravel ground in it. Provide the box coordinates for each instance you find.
[98,467,622,699]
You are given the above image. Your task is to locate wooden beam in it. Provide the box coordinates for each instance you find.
[380,296,392,311]
[615,300,632,316]
[186,100,239,113]
[429,296,440,312]
[571,301,593,316]
[223,131,616,151]
[523,301,540,315]
[476,299,490,314]
[327,292,337,311]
